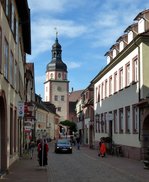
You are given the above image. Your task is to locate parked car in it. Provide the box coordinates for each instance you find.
[55,139,72,154]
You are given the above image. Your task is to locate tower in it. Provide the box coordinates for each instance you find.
[44,35,69,121]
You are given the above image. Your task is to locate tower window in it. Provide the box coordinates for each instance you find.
[58,73,61,78]
[54,95,58,101]
[61,96,64,101]
[50,73,53,79]
[57,107,61,112]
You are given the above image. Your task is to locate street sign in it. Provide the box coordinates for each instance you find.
[18,101,24,118]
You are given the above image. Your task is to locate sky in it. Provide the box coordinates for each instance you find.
[27,0,149,99]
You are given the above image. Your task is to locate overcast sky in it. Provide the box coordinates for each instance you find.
[27,0,149,99]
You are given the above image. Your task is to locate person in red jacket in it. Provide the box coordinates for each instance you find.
[38,139,49,166]
[100,140,106,157]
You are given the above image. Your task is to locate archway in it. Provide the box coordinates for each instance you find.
[0,91,7,173]
[142,115,149,159]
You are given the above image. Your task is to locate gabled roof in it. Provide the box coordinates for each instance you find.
[69,90,83,102]
[134,9,149,21]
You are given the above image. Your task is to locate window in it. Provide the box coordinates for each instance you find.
[132,57,138,82]
[54,95,58,101]
[109,76,112,95]
[61,95,64,101]
[101,83,104,100]
[58,73,61,78]
[95,114,100,133]
[96,87,98,102]
[114,72,118,93]
[119,108,124,133]
[125,106,130,133]
[4,38,9,80]
[14,61,17,90]
[126,63,130,87]
[132,105,139,133]
[119,41,124,51]
[0,28,2,73]
[10,51,14,86]
[138,18,145,33]
[10,1,15,32]
[101,114,104,133]
[57,107,61,112]
[104,112,107,133]
[119,68,123,90]
[128,31,133,43]
[98,86,100,102]
[6,0,9,17]
[113,49,116,58]
[105,80,108,98]
[114,110,118,133]
[50,73,53,79]
[15,18,18,43]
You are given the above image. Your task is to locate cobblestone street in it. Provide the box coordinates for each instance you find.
[2,142,149,182]
[47,142,149,182]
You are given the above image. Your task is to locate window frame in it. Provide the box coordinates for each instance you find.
[4,37,9,80]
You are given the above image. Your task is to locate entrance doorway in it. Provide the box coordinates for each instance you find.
[0,95,7,173]
[142,115,149,159]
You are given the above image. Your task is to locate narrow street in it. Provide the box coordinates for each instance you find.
[47,142,149,182]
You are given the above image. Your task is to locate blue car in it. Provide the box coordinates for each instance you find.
[55,139,72,154]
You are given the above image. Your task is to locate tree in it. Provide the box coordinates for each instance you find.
[60,120,77,133]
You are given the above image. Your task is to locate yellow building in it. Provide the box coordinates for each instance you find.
[0,0,31,173]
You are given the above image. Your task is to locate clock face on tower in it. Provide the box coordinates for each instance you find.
[57,86,62,92]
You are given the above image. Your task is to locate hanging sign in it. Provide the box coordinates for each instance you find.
[18,101,24,118]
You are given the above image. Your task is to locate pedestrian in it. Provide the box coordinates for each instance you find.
[100,140,106,157]
[76,136,80,150]
[29,140,35,159]
[37,139,49,166]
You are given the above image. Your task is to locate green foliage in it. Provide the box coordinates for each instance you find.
[60,120,77,132]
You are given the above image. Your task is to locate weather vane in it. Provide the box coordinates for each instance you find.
[54,27,58,38]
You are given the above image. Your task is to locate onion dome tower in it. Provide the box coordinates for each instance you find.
[44,33,69,121]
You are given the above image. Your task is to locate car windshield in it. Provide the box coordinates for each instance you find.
[57,139,70,144]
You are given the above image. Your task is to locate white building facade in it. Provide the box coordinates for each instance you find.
[92,9,149,160]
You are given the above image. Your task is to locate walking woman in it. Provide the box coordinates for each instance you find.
[100,140,106,157]
[38,139,49,166]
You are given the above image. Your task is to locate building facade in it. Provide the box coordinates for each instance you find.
[44,36,69,122]
[92,9,149,160]
[0,0,31,173]
[81,84,94,148]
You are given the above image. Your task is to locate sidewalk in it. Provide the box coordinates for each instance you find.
[1,144,149,182]
[1,150,48,182]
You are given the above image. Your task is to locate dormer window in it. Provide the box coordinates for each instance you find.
[113,49,117,58]
[107,56,111,64]
[138,18,145,33]
[128,31,133,43]
[119,41,124,52]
